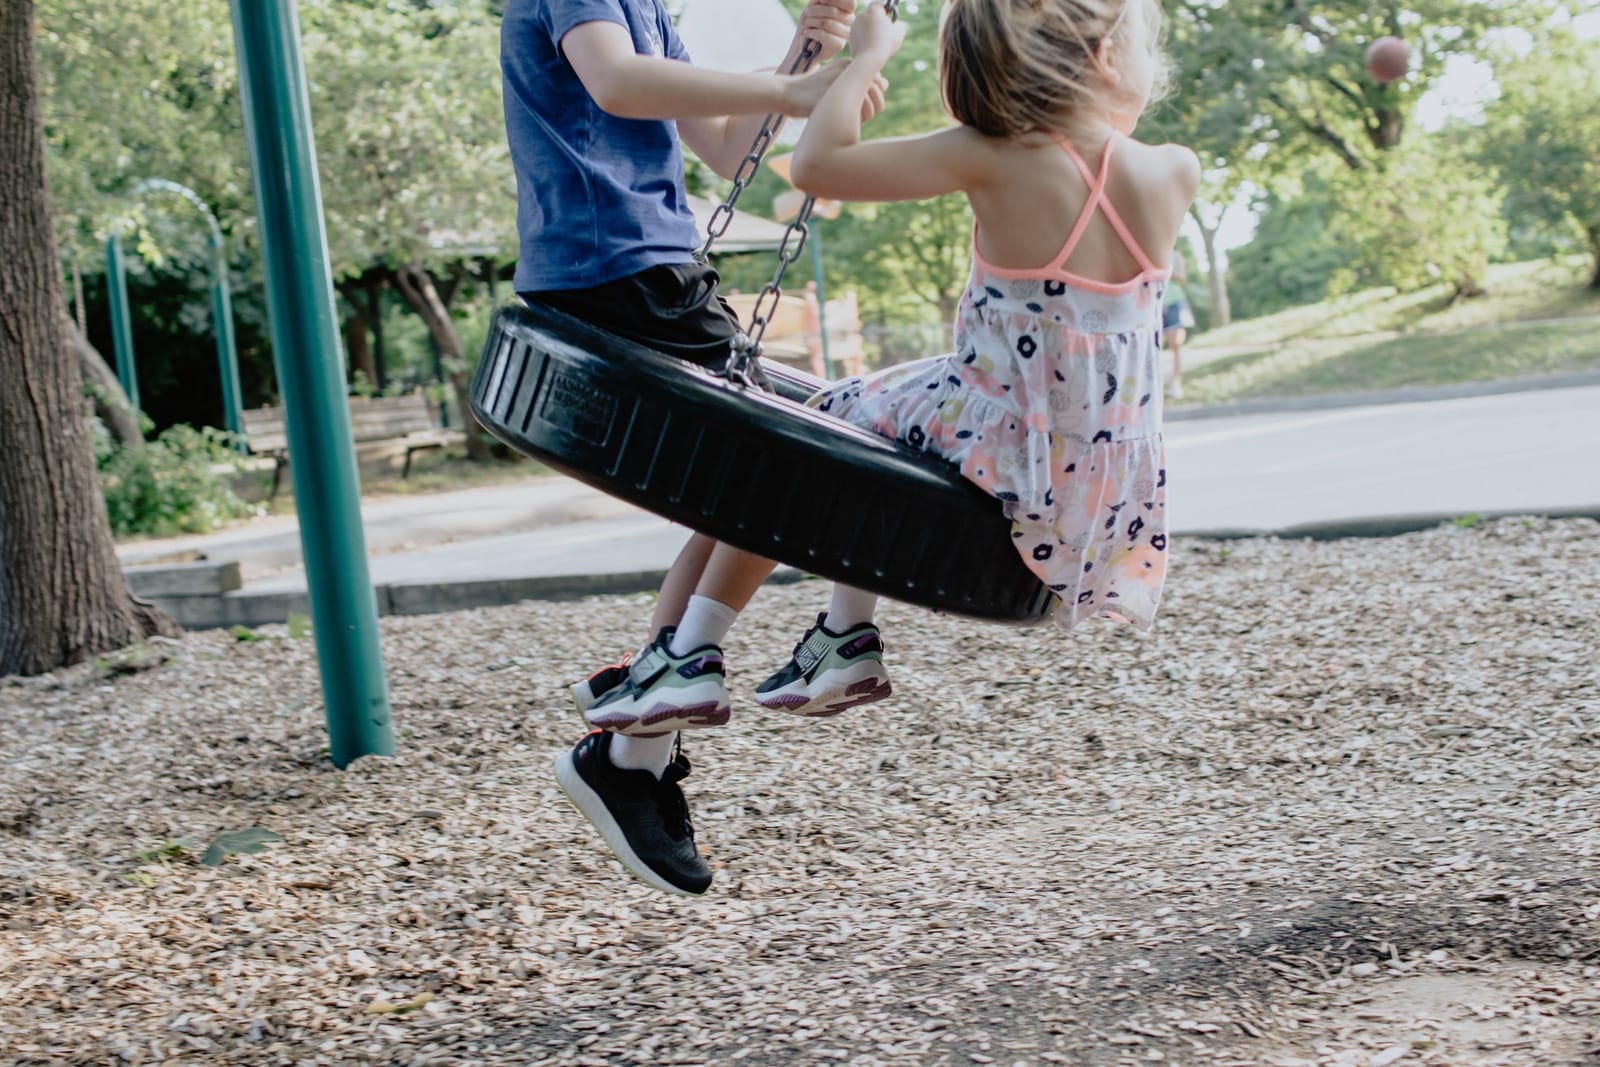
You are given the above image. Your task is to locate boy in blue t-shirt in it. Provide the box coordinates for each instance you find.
[503,0,879,897]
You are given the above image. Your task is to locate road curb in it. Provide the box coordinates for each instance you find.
[132,506,1600,631]
[1182,506,1600,542]
[138,565,813,632]
[1166,370,1600,422]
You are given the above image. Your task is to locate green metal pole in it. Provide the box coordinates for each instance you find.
[104,233,140,411]
[129,179,247,447]
[208,234,246,446]
[809,221,836,379]
[229,0,393,768]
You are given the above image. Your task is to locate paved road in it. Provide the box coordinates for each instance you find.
[1165,384,1600,532]
[120,384,1600,625]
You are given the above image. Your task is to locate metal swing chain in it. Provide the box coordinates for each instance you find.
[699,0,900,386]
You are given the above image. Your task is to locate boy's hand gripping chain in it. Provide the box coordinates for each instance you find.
[699,0,901,389]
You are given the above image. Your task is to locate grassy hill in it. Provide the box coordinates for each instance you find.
[1181,256,1600,406]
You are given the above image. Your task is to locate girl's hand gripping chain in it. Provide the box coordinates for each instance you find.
[850,1,906,62]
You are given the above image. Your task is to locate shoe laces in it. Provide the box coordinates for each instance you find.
[788,613,827,660]
[655,736,696,840]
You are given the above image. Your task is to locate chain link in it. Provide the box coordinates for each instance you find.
[702,1,901,379]
[696,38,820,261]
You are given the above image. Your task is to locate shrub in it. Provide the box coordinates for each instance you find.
[98,423,260,536]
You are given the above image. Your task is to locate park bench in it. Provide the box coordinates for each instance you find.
[242,392,465,496]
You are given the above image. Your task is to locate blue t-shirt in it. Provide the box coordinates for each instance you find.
[502,0,702,292]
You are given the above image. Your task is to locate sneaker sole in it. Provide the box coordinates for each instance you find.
[553,750,703,897]
[756,669,893,718]
[585,699,731,734]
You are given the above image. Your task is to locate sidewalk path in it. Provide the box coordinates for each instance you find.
[1166,383,1600,534]
[122,385,1600,627]
[116,475,638,580]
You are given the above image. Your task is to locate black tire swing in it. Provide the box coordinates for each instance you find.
[469,6,1051,625]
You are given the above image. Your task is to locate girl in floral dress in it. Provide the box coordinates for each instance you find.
[581,0,1199,762]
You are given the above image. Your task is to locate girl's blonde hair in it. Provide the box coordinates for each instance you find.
[939,0,1169,139]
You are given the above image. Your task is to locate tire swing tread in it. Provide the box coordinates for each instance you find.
[469,303,1051,624]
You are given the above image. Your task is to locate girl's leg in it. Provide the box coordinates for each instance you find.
[601,535,727,780]
[666,542,778,655]
[754,582,890,717]
[825,584,879,631]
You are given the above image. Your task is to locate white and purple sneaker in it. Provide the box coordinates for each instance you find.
[754,614,892,718]
[584,627,731,736]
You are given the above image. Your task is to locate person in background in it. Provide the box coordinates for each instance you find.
[1162,252,1196,399]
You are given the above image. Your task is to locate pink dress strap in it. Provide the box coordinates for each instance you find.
[1047,134,1161,276]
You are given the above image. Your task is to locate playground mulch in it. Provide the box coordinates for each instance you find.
[2,517,1598,1066]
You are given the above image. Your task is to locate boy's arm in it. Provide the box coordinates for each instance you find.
[676,0,855,180]
[562,21,840,124]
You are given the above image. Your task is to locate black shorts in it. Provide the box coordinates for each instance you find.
[519,262,745,369]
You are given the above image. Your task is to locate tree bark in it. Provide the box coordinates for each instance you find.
[0,0,179,676]
[336,276,379,391]
[365,273,387,390]
[1190,205,1233,328]
[66,313,143,449]
[343,308,376,390]
[70,253,86,336]
[1368,107,1403,151]
[391,262,489,460]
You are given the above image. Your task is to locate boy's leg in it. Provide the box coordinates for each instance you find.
[530,264,752,896]
[541,261,742,711]
[554,729,711,896]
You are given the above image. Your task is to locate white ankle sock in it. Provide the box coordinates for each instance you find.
[823,585,878,632]
[669,595,738,656]
[608,731,677,778]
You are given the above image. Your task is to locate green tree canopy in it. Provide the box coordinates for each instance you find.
[1478,21,1600,287]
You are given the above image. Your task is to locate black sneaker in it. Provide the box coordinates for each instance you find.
[554,730,713,896]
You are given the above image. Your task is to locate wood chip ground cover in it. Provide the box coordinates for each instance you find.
[1,518,1597,1066]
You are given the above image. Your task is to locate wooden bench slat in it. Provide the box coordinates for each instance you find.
[240,391,458,488]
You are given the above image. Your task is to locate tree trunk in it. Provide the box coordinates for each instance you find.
[1588,226,1600,291]
[1369,107,1404,151]
[365,274,387,390]
[66,313,144,449]
[1454,272,1487,300]
[0,0,179,676]
[70,253,86,335]
[392,262,489,460]
[336,277,379,391]
[343,310,376,390]
[1191,206,1233,328]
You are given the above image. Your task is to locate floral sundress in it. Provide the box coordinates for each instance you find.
[813,134,1171,630]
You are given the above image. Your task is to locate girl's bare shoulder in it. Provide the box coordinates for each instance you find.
[1121,137,1201,196]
